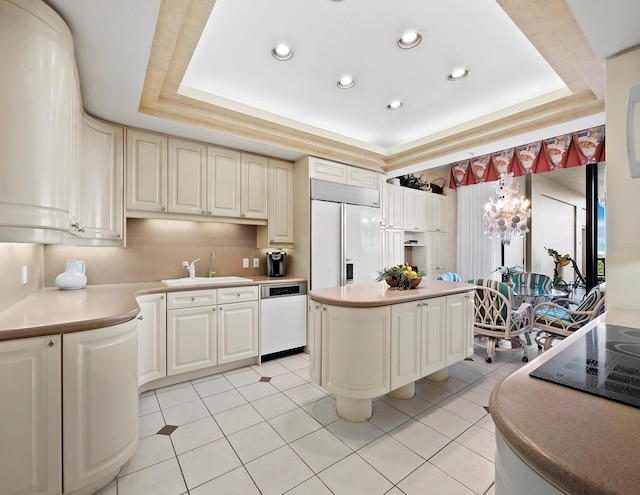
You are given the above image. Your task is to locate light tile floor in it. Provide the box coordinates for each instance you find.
[98,342,543,495]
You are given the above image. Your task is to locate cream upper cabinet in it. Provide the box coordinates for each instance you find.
[403,188,427,231]
[426,231,447,272]
[168,138,207,215]
[136,293,167,387]
[258,159,294,247]
[388,184,405,229]
[207,146,242,217]
[426,192,447,232]
[346,167,379,189]
[382,228,404,268]
[62,320,138,494]
[68,114,124,245]
[0,0,76,238]
[0,335,61,495]
[241,153,268,219]
[126,129,168,213]
[309,157,347,183]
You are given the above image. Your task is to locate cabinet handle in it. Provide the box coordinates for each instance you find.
[47,340,56,347]
[202,210,206,215]
[160,295,164,300]
[212,307,217,311]
[191,297,195,302]
[138,315,144,321]
[161,206,166,212]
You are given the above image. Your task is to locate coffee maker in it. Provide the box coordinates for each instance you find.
[266,250,286,277]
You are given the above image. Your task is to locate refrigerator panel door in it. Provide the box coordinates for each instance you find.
[344,204,382,285]
[311,200,341,290]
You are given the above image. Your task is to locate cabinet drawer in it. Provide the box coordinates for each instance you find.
[217,285,258,304]
[167,289,216,309]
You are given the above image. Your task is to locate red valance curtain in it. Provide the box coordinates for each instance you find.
[449,125,605,189]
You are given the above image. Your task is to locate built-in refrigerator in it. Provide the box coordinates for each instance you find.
[310,179,381,290]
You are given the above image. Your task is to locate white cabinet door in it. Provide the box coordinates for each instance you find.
[382,228,405,268]
[390,301,422,390]
[167,306,217,375]
[0,335,61,495]
[426,231,447,272]
[308,300,324,385]
[62,320,138,494]
[321,305,390,398]
[346,167,379,188]
[73,114,124,243]
[309,157,347,183]
[403,188,417,230]
[241,154,268,219]
[445,292,474,364]
[258,159,294,246]
[168,138,207,215]
[217,301,259,364]
[207,146,241,217]
[126,129,167,213]
[389,184,405,229]
[415,190,427,231]
[0,0,75,233]
[136,293,167,387]
[421,297,446,376]
[426,193,447,232]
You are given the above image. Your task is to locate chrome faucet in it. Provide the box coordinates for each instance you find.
[182,258,200,278]
[209,252,216,277]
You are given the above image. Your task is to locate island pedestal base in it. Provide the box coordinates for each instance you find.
[336,382,417,422]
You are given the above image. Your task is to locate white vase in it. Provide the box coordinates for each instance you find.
[55,260,87,290]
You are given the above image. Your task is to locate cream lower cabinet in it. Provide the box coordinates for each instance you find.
[390,301,422,390]
[446,291,475,362]
[421,297,447,374]
[321,305,391,399]
[217,286,259,364]
[308,301,324,385]
[167,290,217,375]
[426,231,447,273]
[0,335,61,495]
[62,320,138,495]
[136,293,167,386]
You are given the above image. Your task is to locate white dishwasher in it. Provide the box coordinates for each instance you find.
[260,282,307,358]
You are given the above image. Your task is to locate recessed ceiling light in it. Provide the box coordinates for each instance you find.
[398,31,422,49]
[448,68,469,81]
[337,76,355,89]
[387,100,403,110]
[271,44,293,61]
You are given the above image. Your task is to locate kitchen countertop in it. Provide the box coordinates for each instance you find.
[308,280,476,307]
[490,308,640,495]
[0,276,306,341]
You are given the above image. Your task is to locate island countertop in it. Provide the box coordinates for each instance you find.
[308,280,476,307]
[489,308,640,495]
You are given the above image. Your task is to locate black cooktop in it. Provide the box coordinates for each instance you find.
[530,323,640,409]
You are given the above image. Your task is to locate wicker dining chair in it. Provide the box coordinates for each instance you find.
[467,278,532,363]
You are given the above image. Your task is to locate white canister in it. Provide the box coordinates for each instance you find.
[55,260,87,290]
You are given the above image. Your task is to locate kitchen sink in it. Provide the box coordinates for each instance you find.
[161,276,253,286]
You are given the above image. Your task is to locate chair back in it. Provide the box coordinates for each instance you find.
[437,272,461,282]
[574,282,606,319]
[467,278,514,331]
[512,272,553,292]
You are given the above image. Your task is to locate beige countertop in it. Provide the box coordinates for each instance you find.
[0,276,306,341]
[490,309,640,495]
[308,280,476,307]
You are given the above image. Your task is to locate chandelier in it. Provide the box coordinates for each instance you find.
[483,173,531,245]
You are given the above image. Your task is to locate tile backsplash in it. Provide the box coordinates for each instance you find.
[44,219,271,286]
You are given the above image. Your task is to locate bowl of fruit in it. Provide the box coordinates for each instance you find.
[377,265,425,290]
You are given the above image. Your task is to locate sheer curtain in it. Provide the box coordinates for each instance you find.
[456,181,501,281]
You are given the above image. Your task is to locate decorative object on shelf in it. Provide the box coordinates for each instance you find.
[377,265,425,290]
[493,265,522,286]
[55,260,87,290]
[398,174,445,194]
[483,172,530,245]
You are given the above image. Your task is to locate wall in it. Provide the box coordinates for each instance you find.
[0,243,44,312]
[44,219,270,286]
[605,47,640,310]
[529,173,586,283]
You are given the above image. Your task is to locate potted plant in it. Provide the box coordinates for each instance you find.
[493,265,522,286]
[377,265,426,290]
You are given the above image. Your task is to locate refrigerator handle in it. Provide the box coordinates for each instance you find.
[340,203,346,285]
[345,258,354,284]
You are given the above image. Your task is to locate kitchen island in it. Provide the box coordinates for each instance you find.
[490,309,640,495]
[308,280,476,422]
